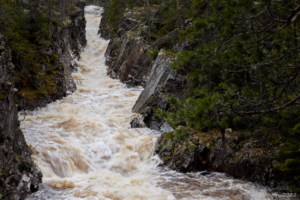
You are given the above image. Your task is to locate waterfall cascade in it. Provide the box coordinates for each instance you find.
[24,6,279,200]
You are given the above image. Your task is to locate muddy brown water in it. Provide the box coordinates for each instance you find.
[24,6,285,200]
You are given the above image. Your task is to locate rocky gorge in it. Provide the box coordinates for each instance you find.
[0,34,42,200]
[0,1,87,199]
[99,7,290,194]
[0,2,296,199]
[17,1,87,111]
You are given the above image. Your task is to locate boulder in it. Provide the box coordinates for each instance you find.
[130,117,145,128]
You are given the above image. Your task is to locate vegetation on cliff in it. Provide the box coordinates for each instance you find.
[0,0,85,107]
[0,1,86,199]
[100,0,300,193]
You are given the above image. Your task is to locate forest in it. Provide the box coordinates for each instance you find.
[101,0,300,193]
[0,0,84,106]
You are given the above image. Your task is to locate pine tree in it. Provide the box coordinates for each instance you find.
[156,0,300,192]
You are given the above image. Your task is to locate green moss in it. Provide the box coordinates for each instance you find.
[37,89,48,96]
[45,77,57,95]
[50,54,59,63]
[18,89,44,102]
[148,95,154,105]
[228,141,237,148]
[188,145,196,151]
[147,47,159,59]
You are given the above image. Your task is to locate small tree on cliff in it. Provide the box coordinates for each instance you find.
[106,0,126,30]
[157,0,300,192]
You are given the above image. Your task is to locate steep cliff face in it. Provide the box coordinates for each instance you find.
[0,35,42,200]
[100,8,287,191]
[16,1,87,110]
[0,2,87,199]
[99,9,187,132]
[100,9,156,88]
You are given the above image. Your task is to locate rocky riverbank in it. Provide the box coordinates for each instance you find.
[17,1,87,111]
[0,1,86,199]
[99,7,289,193]
[0,35,42,200]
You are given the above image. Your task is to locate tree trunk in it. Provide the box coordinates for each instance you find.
[177,0,181,30]
[181,0,185,30]
[47,0,52,20]
[159,0,162,25]
[146,0,151,45]
[61,0,66,22]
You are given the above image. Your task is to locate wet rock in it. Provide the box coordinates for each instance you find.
[130,117,144,128]
[100,10,155,88]
[160,122,174,132]
[0,36,42,200]
[132,50,172,113]
[155,127,280,187]
[122,76,145,88]
[104,33,152,87]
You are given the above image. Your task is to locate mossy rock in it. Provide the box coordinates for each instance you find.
[45,77,57,95]
[18,89,45,102]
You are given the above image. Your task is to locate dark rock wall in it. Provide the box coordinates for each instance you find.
[0,35,42,200]
[155,128,278,186]
[20,1,87,110]
[100,10,154,88]
[100,12,187,131]
[0,2,87,199]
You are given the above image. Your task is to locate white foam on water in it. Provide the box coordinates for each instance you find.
[24,5,283,200]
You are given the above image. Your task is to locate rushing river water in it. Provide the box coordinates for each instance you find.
[23,6,282,200]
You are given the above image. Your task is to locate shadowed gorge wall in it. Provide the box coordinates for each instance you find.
[0,1,86,199]
[0,34,42,200]
[14,1,87,110]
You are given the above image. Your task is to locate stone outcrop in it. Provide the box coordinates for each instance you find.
[100,7,167,88]
[0,2,87,199]
[0,35,42,200]
[132,50,171,112]
[155,127,287,190]
[102,33,152,87]
[100,9,188,130]
[17,1,87,110]
[100,5,285,192]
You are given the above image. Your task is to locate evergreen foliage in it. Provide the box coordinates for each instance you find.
[0,0,80,102]
[106,0,127,29]
[154,0,300,192]
[101,0,300,192]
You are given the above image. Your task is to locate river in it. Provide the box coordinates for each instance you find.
[24,6,279,200]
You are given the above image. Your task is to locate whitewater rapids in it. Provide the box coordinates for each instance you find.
[24,6,278,200]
